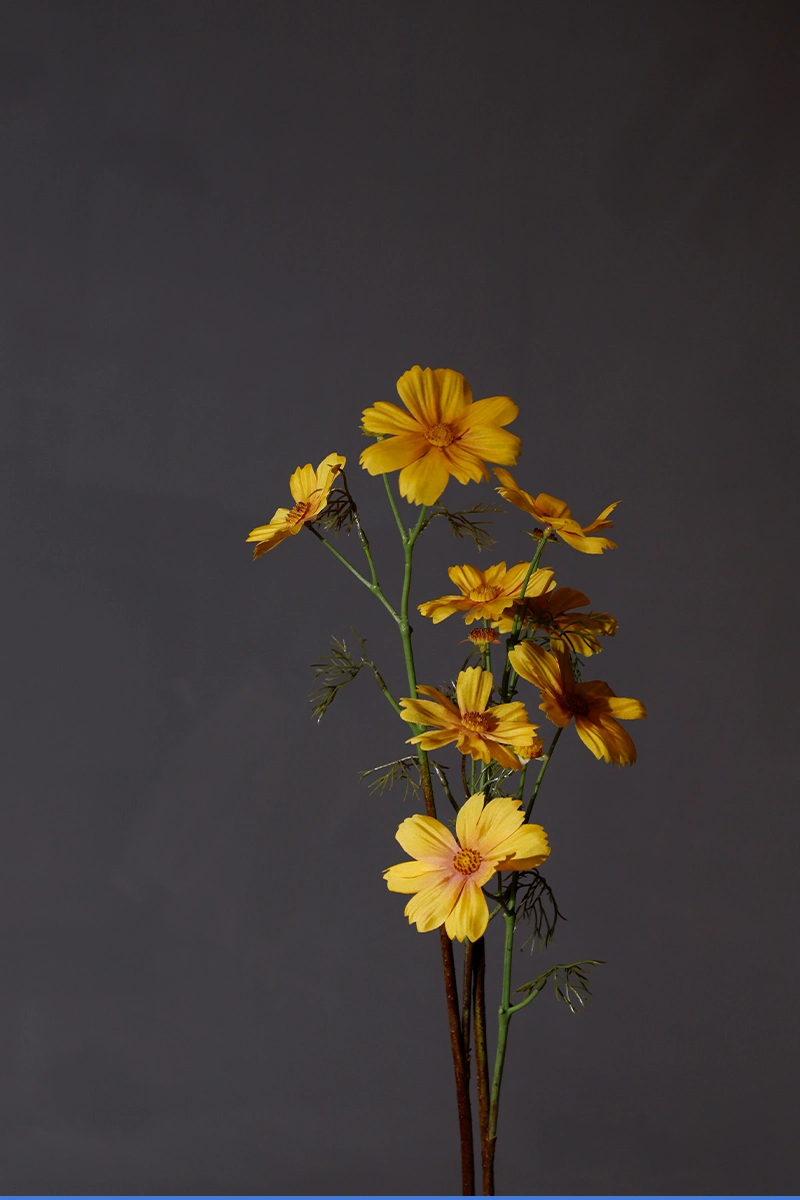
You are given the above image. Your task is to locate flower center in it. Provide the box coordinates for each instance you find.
[461,710,498,733]
[286,500,311,526]
[468,628,500,646]
[453,847,482,875]
[425,422,456,447]
[563,691,590,716]
[470,584,501,602]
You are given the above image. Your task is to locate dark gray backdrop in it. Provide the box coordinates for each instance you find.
[1,0,798,1194]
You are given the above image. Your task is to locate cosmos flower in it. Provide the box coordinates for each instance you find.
[494,586,617,656]
[360,366,521,506]
[494,468,618,554]
[384,792,550,941]
[246,453,345,557]
[418,562,555,625]
[400,666,537,771]
[508,641,645,765]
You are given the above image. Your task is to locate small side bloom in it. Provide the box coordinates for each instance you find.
[508,641,646,765]
[495,468,618,554]
[400,665,536,771]
[494,585,618,656]
[418,562,555,625]
[360,366,521,506]
[384,792,550,941]
[246,453,345,557]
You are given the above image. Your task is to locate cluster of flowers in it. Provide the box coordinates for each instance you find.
[247,366,645,947]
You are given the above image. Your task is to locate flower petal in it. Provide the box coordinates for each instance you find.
[493,823,551,871]
[395,814,458,863]
[473,796,525,857]
[574,713,638,765]
[439,442,491,485]
[360,433,429,476]
[456,666,493,715]
[445,877,490,942]
[361,401,422,435]
[448,564,485,594]
[398,448,451,506]
[434,368,473,422]
[384,861,450,894]
[288,464,316,503]
[454,394,518,429]
[396,365,441,426]
[509,642,563,695]
[456,424,522,466]
[455,792,485,848]
[405,872,465,932]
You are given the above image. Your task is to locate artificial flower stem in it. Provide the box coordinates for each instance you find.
[392,502,475,1194]
[462,941,473,1081]
[382,471,409,544]
[472,936,492,1194]
[485,881,517,1193]
[500,532,550,701]
[525,726,563,821]
[307,526,400,624]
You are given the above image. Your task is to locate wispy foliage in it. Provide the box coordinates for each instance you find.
[420,502,504,550]
[358,756,422,802]
[515,870,564,951]
[516,959,604,1013]
[310,631,392,722]
[315,486,359,538]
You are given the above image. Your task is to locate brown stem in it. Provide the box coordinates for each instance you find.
[473,937,493,1194]
[462,941,474,1083]
[418,755,475,1194]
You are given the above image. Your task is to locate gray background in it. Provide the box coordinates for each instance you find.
[0,0,798,1194]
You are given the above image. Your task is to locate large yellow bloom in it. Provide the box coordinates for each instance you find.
[494,468,618,554]
[400,665,536,771]
[360,366,521,506]
[418,562,555,625]
[494,586,617,656]
[508,641,646,765]
[246,453,345,558]
[384,792,550,941]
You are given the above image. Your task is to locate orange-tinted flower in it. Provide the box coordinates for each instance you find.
[384,791,550,941]
[494,468,618,554]
[466,628,502,650]
[418,562,555,625]
[494,586,617,656]
[400,665,536,771]
[360,366,521,506]
[246,453,345,558]
[508,641,646,765]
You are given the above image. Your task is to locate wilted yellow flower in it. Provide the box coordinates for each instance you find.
[419,562,555,625]
[508,641,645,765]
[246,453,345,558]
[516,737,545,762]
[494,586,617,656]
[384,792,550,941]
[494,468,618,554]
[466,627,502,650]
[400,665,536,771]
[360,366,521,506]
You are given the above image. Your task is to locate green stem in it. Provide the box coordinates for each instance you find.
[383,472,409,543]
[307,526,399,624]
[525,725,563,821]
[500,531,550,702]
[473,937,491,1194]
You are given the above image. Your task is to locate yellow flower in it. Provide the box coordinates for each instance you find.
[494,586,617,656]
[360,366,521,506]
[400,665,536,771]
[418,562,555,625]
[494,468,618,554]
[246,453,345,558]
[508,641,646,765]
[516,737,545,762]
[384,792,550,941]
[466,628,502,650]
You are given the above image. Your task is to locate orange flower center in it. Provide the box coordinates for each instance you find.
[468,628,500,646]
[461,710,498,733]
[286,500,312,526]
[425,422,456,447]
[470,584,501,602]
[453,847,482,875]
[563,692,590,716]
